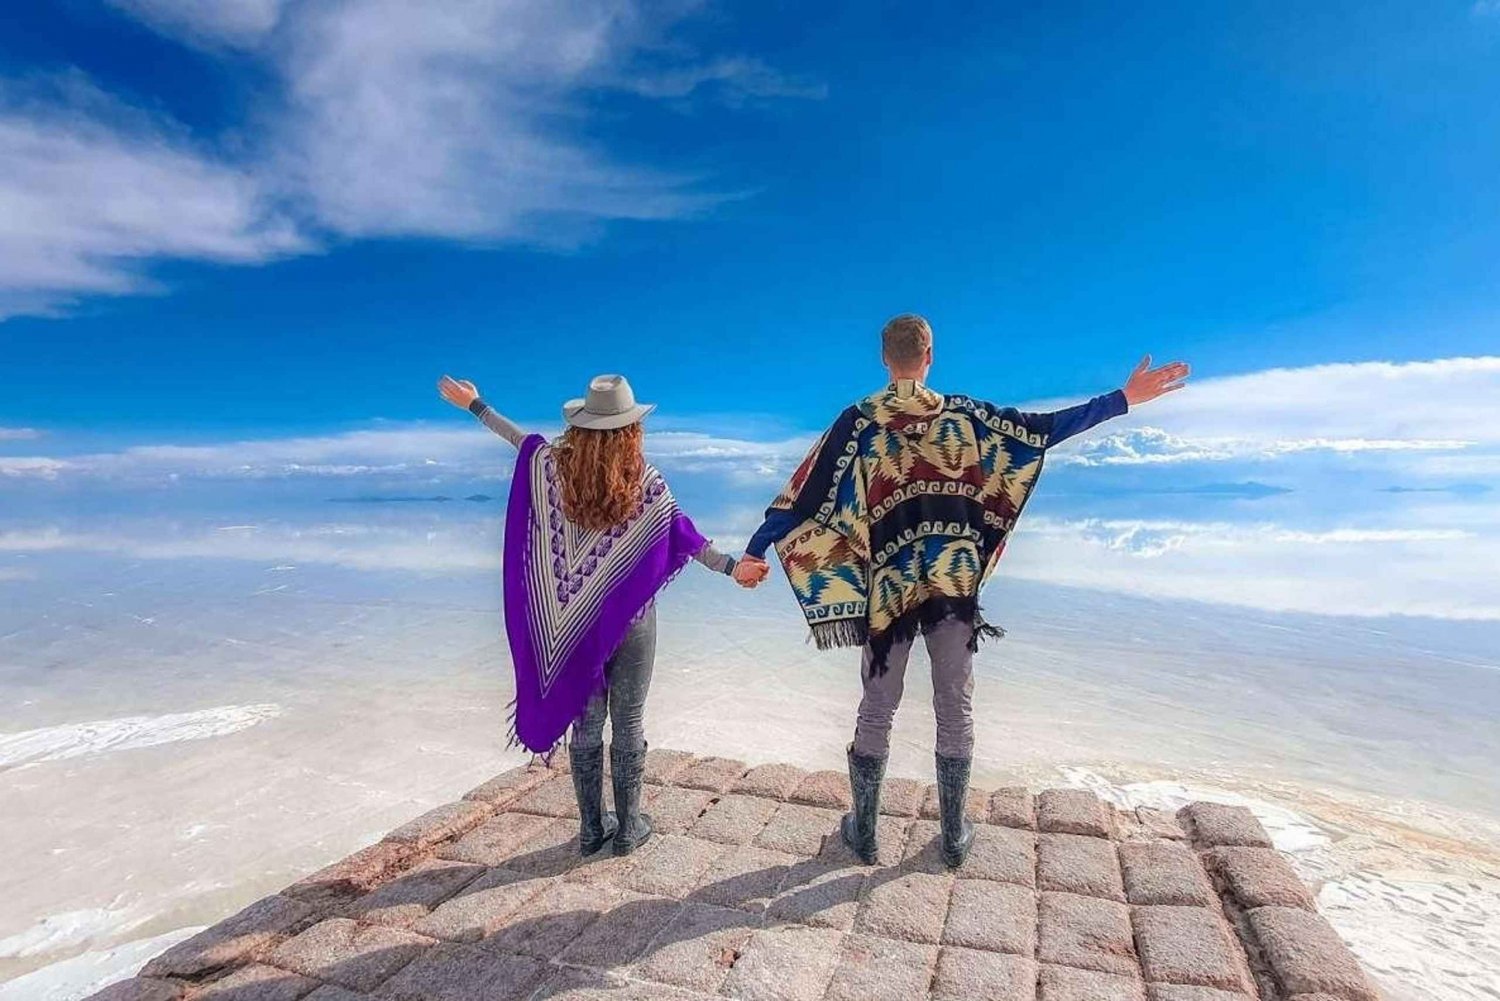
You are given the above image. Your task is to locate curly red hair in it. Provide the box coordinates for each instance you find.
[555,423,645,531]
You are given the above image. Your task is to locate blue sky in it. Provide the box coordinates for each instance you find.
[2,1,1500,623]
[1,1,1497,433]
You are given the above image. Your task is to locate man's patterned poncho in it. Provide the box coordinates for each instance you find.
[770,381,1050,673]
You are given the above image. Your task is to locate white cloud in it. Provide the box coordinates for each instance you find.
[105,0,288,46]
[0,76,304,318]
[1,2,820,317]
[1047,356,1500,468]
[0,427,41,441]
[1004,516,1500,620]
[0,422,809,485]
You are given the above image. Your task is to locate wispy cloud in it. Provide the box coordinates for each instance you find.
[1474,0,1500,17]
[0,422,811,485]
[1047,356,1500,469]
[0,74,304,318]
[1008,516,1500,620]
[0,427,42,441]
[0,2,820,318]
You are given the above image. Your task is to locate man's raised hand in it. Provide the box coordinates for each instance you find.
[1123,356,1190,407]
[438,375,480,410]
[733,555,770,589]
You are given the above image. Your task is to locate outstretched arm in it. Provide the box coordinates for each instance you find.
[438,375,526,447]
[1020,356,1189,447]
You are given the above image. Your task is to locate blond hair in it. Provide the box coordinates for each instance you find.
[881,314,932,367]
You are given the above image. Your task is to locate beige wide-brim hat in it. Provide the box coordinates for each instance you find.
[562,374,656,430]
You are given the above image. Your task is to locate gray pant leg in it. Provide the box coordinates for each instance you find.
[851,634,915,758]
[925,617,975,758]
[570,607,657,751]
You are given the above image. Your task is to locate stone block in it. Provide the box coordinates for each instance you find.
[688,794,780,846]
[788,770,852,811]
[1147,987,1253,1001]
[1178,804,1273,849]
[919,782,990,821]
[720,925,845,1001]
[1133,906,1252,992]
[1037,891,1136,976]
[674,755,749,793]
[377,942,546,1001]
[1137,808,1187,840]
[620,834,729,898]
[690,844,797,912]
[286,842,412,907]
[765,859,866,930]
[434,812,550,867]
[644,748,696,785]
[84,979,183,1001]
[823,933,937,1001]
[752,803,841,857]
[501,816,583,876]
[641,785,716,835]
[532,969,714,1000]
[931,947,1038,1001]
[960,824,1036,886]
[410,868,553,943]
[816,815,909,868]
[301,988,373,1001]
[558,888,684,968]
[1119,842,1217,907]
[383,801,492,849]
[1037,789,1111,838]
[943,879,1036,955]
[1038,833,1126,901]
[1039,964,1146,1001]
[481,880,601,959]
[989,787,1037,829]
[269,917,432,993]
[1202,847,1315,910]
[1245,906,1377,1000]
[854,871,953,944]
[194,963,319,1001]
[879,776,925,817]
[733,763,808,801]
[462,764,549,807]
[507,774,579,819]
[898,818,949,873]
[628,902,756,994]
[341,859,485,928]
[142,893,318,978]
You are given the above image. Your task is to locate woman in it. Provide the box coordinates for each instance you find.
[439,373,765,857]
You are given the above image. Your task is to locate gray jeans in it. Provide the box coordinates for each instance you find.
[852,616,975,759]
[572,607,656,752]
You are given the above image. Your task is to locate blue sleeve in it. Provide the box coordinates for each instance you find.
[1021,389,1128,447]
[746,509,802,559]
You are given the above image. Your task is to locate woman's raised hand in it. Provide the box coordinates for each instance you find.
[438,375,480,410]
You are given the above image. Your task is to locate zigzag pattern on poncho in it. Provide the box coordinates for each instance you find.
[770,382,1049,672]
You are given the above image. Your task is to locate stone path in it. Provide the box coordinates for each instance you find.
[92,749,1380,1001]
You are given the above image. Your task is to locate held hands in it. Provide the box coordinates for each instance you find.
[1122,355,1190,407]
[438,375,480,410]
[732,555,770,589]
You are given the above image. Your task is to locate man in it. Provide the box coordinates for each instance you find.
[732,314,1187,867]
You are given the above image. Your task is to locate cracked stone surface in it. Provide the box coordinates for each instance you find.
[98,751,1374,1001]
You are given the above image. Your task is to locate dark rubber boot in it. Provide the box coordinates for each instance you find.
[839,744,886,865]
[569,743,618,856]
[935,752,975,869]
[609,743,654,856]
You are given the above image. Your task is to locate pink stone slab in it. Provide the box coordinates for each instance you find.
[943,879,1037,955]
[268,917,433,993]
[733,763,809,801]
[931,947,1038,1001]
[141,893,319,978]
[823,934,938,1001]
